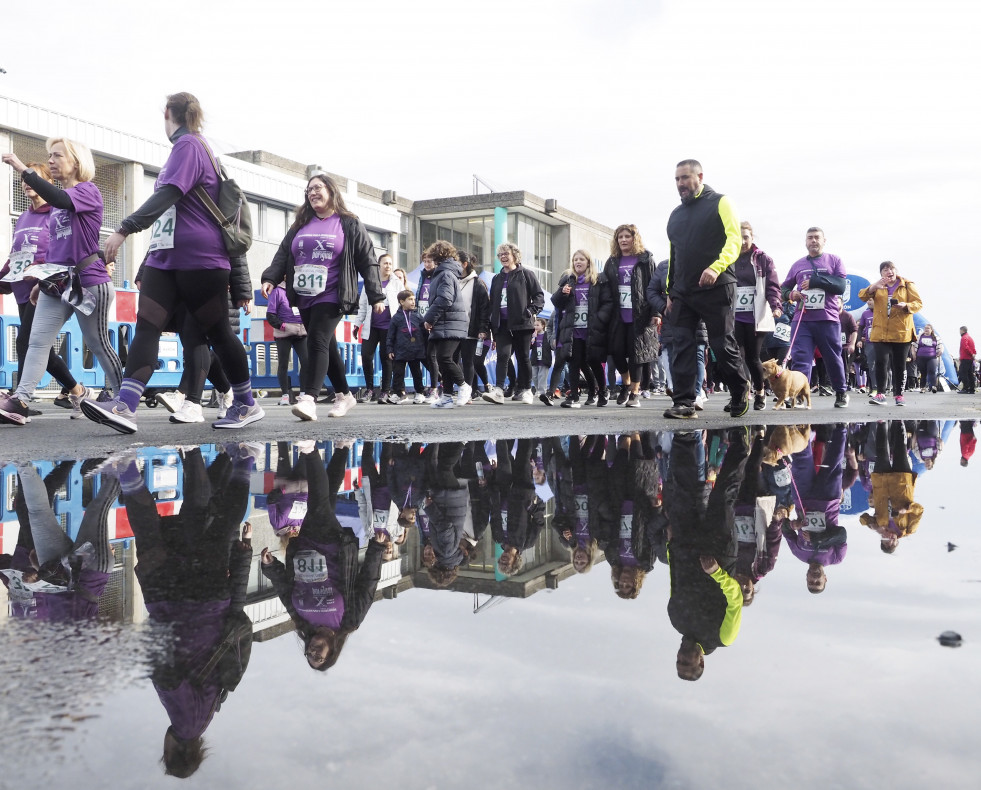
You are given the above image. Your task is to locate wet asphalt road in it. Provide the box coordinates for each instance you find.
[3,389,980,463]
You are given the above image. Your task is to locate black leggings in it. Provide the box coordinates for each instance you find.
[874,341,910,396]
[16,300,77,391]
[276,335,308,396]
[568,337,604,398]
[126,267,250,386]
[495,327,533,390]
[733,321,766,391]
[392,359,425,394]
[361,325,393,392]
[609,321,643,383]
[300,302,349,396]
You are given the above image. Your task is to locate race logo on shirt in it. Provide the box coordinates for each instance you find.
[53,210,73,240]
[312,237,336,261]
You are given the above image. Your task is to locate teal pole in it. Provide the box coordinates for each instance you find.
[493,206,507,273]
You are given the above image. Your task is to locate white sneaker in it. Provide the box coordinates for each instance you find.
[517,389,534,404]
[278,393,291,406]
[481,386,506,405]
[156,390,185,414]
[455,383,472,407]
[217,390,234,419]
[411,392,426,404]
[292,394,318,421]
[395,394,413,405]
[327,392,357,418]
[431,395,455,409]
[170,401,205,423]
[694,390,708,411]
[423,390,440,405]
[69,386,93,419]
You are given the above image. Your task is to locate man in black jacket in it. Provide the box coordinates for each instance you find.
[664,160,750,419]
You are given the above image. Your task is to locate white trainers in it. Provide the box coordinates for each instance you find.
[327,392,357,418]
[278,393,291,406]
[292,394,318,421]
[694,390,708,411]
[431,394,455,409]
[412,392,426,404]
[423,389,440,405]
[69,386,93,419]
[170,401,205,423]
[517,389,534,404]
[456,383,472,407]
[217,390,234,419]
[481,386,506,405]
[156,390,185,414]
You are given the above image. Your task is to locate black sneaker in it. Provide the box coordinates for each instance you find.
[539,392,555,406]
[53,393,73,409]
[0,393,31,425]
[729,396,750,418]
[560,395,581,409]
[753,393,767,410]
[503,385,515,399]
[664,404,697,419]
[616,385,629,405]
[834,392,849,408]
[625,392,641,408]
[596,389,609,407]
[585,393,597,406]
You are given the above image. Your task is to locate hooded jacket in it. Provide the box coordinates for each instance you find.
[602,249,660,363]
[551,270,615,358]
[422,258,468,340]
[488,265,545,332]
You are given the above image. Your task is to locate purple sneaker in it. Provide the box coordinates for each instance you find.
[80,396,138,434]
[212,400,265,429]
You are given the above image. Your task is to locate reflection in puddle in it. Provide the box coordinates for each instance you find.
[0,420,977,783]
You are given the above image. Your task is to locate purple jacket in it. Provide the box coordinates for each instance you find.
[267,283,303,326]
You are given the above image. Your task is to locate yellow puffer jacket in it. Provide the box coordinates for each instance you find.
[858,277,922,343]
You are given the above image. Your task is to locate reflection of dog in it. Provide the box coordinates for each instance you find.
[762,424,811,465]
[762,359,811,410]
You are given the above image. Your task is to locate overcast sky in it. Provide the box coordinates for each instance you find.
[3,0,979,343]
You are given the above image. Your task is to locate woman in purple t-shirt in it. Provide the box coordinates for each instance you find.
[0,161,80,410]
[260,174,386,421]
[0,140,123,427]
[80,92,262,435]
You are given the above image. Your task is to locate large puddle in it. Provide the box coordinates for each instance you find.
[1,422,978,788]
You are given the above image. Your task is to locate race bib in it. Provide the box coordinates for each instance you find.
[773,323,791,342]
[735,514,757,542]
[573,303,588,328]
[841,332,847,345]
[293,550,329,583]
[922,447,935,458]
[921,337,934,347]
[1,249,36,282]
[618,284,631,308]
[735,285,755,312]
[773,466,792,487]
[148,205,176,252]
[372,509,389,530]
[802,511,827,532]
[500,289,508,308]
[574,494,589,518]
[536,344,543,360]
[294,264,328,296]
[619,513,633,540]
[22,262,69,281]
[803,289,826,309]
[417,299,429,315]
[288,500,308,521]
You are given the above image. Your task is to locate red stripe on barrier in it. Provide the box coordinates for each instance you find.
[116,290,138,323]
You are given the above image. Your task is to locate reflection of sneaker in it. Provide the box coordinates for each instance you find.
[80,396,137,434]
[170,401,205,423]
[212,401,265,429]
[295,439,317,455]
[217,390,234,419]
[456,383,472,407]
[517,389,534,404]
[292,394,318,421]
[156,391,184,413]
[412,392,426,405]
[482,387,506,405]
[69,386,93,419]
[327,392,357,418]
[431,395,455,409]
[0,393,32,425]
[278,393,291,406]
[84,449,139,479]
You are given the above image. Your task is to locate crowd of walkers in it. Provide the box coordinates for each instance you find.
[3,109,973,429]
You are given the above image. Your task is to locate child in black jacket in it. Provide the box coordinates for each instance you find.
[387,290,429,404]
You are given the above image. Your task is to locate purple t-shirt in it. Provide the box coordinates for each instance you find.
[531,333,547,365]
[6,206,51,303]
[417,276,432,314]
[46,181,111,288]
[618,256,637,323]
[916,334,939,359]
[147,134,228,271]
[291,214,345,309]
[573,277,590,341]
[781,253,846,322]
[290,538,344,628]
[373,280,392,330]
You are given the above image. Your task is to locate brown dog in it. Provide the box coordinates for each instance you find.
[762,424,811,465]
[762,359,811,410]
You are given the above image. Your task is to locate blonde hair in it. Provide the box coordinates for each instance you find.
[610,224,645,257]
[496,242,522,266]
[563,249,598,285]
[46,137,96,183]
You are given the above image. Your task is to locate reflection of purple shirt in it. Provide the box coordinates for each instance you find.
[267,492,308,535]
[618,256,638,323]
[292,214,345,309]
[6,205,51,303]
[781,253,846,322]
[784,528,847,567]
[373,280,392,330]
[46,181,111,288]
[617,500,637,565]
[291,538,344,628]
[147,134,228,271]
[12,569,110,621]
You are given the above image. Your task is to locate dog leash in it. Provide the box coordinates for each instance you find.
[780,300,806,367]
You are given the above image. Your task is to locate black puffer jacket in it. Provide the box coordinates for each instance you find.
[602,250,660,363]
[550,271,614,361]
[261,215,383,314]
[422,258,468,340]
[488,266,544,332]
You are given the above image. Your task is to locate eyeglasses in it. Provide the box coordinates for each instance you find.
[306,186,327,195]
